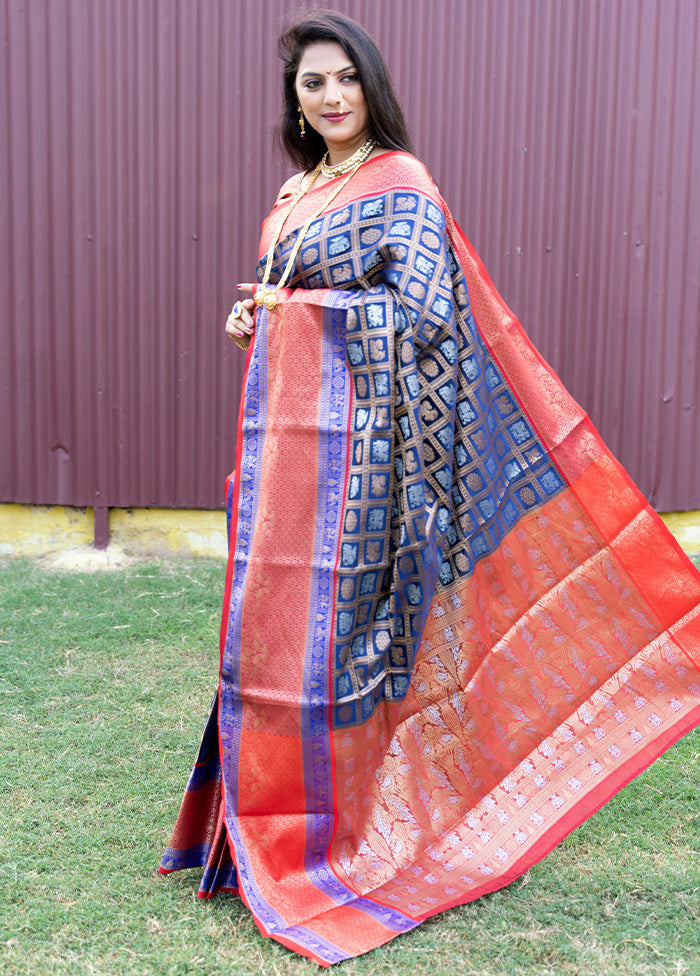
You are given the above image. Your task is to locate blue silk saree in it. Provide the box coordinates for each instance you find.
[160,152,700,965]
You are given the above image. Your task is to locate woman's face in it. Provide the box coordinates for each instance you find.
[295,41,370,159]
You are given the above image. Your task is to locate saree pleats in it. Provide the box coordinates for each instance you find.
[160,153,700,965]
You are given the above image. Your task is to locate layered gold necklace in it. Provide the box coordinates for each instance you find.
[320,137,377,178]
[254,138,376,311]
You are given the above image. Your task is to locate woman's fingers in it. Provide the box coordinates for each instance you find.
[224,282,258,345]
[225,315,252,337]
[225,296,256,342]
[233,303,255,330]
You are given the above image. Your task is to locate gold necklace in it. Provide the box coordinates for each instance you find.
[320,137,376,178]
[255,150,373,311]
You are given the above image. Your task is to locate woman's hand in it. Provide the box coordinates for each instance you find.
[225,284,256,350]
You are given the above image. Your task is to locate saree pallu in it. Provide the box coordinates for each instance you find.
[160,152,700,966]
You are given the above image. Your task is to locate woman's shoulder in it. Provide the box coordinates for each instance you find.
[273,171,307,206]
[369,151,441,200]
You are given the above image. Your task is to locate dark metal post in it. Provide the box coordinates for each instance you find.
[94,505,110,549]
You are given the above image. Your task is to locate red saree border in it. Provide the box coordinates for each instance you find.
[218,340,255,664]
[272,932,342,969]
[449,217,700,651]
[216,338,254,854]
[410,705,700,921]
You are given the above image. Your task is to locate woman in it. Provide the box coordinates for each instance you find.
[160,11,700,966]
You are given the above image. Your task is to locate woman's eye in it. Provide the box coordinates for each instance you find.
[341,73,358,83]
[304,80,321,90]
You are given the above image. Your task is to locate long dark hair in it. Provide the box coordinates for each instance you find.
[277,10,414,171]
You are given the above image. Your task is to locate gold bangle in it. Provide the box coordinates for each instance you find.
[233,332,251,352]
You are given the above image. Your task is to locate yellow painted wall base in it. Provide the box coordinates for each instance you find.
[0,504,227,559]
[658,511,700,558]
[0,503,699,561]
[110,508,227,559]
[0,504,94,554]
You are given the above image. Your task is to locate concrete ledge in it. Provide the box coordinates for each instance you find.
[0,504,227,559]
[0,503,698,561]
[110,507,227,559]
[658,511,700,559]
[0,504,94,553]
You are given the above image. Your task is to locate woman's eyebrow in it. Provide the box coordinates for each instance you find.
[300,65,355,78]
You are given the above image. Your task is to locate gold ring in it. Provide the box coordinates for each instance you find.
[232,301,243,318]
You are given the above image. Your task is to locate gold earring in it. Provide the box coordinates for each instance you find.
[298,105,306,139]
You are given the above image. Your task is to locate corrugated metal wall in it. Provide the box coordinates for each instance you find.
[2,0,698,513]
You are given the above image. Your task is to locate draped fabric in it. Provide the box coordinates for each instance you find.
[159,153,700,966]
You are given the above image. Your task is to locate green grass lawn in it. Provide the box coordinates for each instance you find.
[0,555,698,976]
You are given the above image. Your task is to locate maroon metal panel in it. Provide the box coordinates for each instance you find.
[1,0,698,511]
